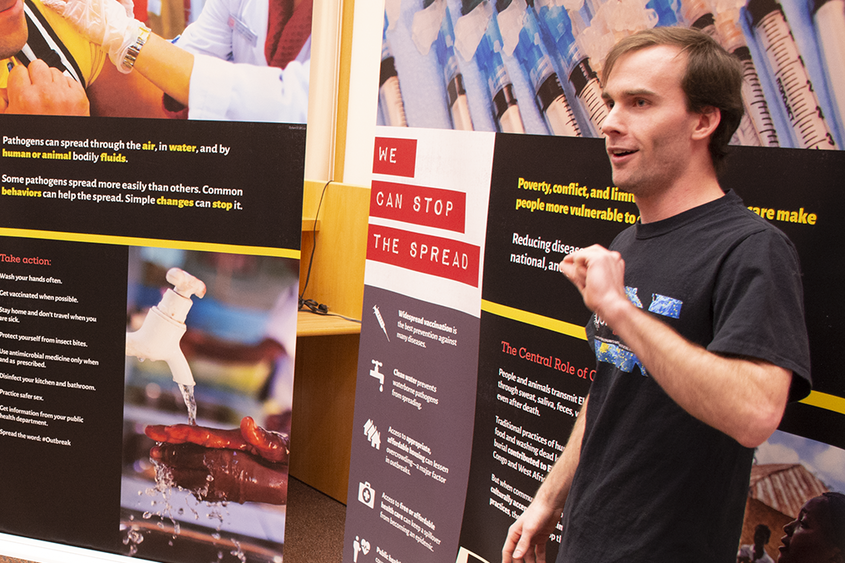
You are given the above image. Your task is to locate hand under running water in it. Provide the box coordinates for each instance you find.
[145,417,289,504]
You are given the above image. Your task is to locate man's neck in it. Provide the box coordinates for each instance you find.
[636,166,724,224]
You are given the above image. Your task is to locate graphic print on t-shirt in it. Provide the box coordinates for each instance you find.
[592,286,685,377]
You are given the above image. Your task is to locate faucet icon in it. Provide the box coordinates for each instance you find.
[125,268,206,386]
[369,360,384,392]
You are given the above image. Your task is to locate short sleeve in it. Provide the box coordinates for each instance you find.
[708,228,811,401]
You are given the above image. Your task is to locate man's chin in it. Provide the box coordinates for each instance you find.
[0,3,27,60]
[609,171,644,197]
[610,178,635,195]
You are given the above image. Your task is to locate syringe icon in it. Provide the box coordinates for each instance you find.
[373,305,390,342]
[746,0,837,149]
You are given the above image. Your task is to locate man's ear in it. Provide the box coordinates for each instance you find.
[691,106,721,141]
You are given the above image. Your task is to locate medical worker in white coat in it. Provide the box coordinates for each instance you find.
[44,0,311,122]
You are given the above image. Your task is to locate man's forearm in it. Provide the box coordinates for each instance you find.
[501,397,588,562]
[600,297,791,448]
[563,246,791,448]
[535,396,587,510]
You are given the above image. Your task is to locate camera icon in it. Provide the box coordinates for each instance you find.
[358,481,375,508]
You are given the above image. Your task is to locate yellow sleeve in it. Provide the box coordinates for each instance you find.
[30,0,107,86]
[0,58,12,88]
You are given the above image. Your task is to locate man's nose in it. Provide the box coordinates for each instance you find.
[600,103,622,137]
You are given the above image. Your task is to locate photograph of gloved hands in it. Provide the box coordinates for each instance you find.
[43,0,194,106]
[40,0,311,121]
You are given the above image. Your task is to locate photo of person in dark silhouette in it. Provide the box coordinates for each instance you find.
[778,492,845,563]
[739,524,775,563]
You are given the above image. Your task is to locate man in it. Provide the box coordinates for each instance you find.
[0,0,165,116]
[502,27,811,562]
[738,525,775,563]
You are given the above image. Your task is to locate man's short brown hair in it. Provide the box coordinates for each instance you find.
[603,27,744,172]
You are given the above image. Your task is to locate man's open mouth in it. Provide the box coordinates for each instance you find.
[611,149,637,157]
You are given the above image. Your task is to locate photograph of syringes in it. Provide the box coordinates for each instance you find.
[378,0,844,151]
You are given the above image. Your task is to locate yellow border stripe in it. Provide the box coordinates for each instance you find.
[482,300,845,417]
[481,299,587,341]
[800,391,845,415]
[0,228,300,260]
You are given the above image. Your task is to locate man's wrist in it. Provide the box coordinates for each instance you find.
[595,292,634,330]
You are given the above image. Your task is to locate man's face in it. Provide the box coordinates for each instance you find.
[600,45,702,199]
[0,0,27,59]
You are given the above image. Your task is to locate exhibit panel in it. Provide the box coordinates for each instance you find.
[343,2,845,560]
[0,0,316,559]
[0,116,306,563]
[345,133,845,563]
[343,128,495,563]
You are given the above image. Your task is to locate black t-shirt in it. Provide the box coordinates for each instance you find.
[557,191,811,562]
